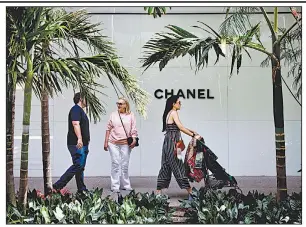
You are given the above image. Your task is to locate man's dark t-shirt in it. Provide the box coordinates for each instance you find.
[67,105,90,146]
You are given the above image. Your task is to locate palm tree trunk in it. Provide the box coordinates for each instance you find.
[41,89,52,195]
[18,54,34,211]
[6,78,16,206]
[272,35,287,202]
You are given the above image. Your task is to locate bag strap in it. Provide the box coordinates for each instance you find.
[118,111,129,138]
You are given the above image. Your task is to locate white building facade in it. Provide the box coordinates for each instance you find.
[13,7,301,177]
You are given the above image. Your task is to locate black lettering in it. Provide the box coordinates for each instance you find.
[154,89,214,99]
[207,89,214,99]
[187,89,196,99]
[177,89,186,99]
[165,89,174,99]
[198,89,206,99]
[154,89,163,99]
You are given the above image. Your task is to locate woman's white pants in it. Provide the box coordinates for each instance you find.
[108,143,132,190]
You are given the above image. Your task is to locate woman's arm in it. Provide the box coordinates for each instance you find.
[186,128,198,135]
[104,113,114,151]
[129,113,138,148]
[130,112,138,138]
[171,111,195,137]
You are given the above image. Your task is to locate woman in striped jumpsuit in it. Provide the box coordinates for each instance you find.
[156,95,202,199]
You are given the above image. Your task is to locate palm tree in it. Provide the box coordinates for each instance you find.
[218,7,301,199]
[7,7,150,210]
[259,7,302,101]
[143,6,301,101]
[6,71,17,207]
[141,7,301,202]
[31,8,150,196]
[6,7,22,207]
[7,7,45,210]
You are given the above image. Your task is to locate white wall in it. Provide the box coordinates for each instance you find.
[13,7,301,177]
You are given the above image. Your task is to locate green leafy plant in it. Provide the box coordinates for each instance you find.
[141,7,302,202]
[181,188,302,224]
[124,191,174,223]
[7,188,173,224]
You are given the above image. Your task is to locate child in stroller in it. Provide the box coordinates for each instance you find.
[184,138,238,190]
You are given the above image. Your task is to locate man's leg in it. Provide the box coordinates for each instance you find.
[119,145,132,190]
[53,145,82,190]
[75,145,89,192]
[108,143,121,191]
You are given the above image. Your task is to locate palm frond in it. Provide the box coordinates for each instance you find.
[144,7,171,18]
[219,7,261,39]
[8,7,150,120]
[48,9,150,116]
[54,9,116,56]
[281,48,301,67]
[229,45,244,75]
[141,24,226,72]
[65,55,150,118]
[276,22,302,99]
[141,28,195,71]
[20,8,116,59]
[219,7,264,52]
[141,22,266,75]
[260,56,271,67]
[288,62,302,99]
[7,7,46,89]
[32,54,150,121]
[47,8,151,117]
[37,56,108,122]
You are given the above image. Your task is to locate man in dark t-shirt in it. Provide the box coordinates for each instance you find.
[53,92,90,193]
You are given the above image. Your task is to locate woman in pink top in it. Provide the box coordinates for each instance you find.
[104,97,138,192]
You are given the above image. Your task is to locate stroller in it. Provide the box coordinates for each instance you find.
[184,138,238,190]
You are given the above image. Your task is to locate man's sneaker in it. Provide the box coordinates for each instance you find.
[52,184,61,193]
[156,194,163,198]
[111,189,120,193]
[77,189,89,194]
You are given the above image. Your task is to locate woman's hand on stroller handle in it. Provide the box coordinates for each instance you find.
[194,134,202,140]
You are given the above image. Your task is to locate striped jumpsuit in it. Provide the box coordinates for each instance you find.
[156,122,191,190]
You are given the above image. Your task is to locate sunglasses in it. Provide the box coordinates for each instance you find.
[116,102,125,106]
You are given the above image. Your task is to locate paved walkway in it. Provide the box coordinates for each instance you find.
[14,176,301,206]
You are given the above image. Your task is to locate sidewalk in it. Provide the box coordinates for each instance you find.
[14,176,301,206]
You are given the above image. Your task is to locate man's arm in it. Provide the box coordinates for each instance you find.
[72,121,82,140]
[71,108,83,148]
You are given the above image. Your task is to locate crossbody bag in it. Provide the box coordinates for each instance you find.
[118,111,139,147]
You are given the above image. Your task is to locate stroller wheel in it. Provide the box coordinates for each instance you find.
[229,176,238,186]
[228,188,238,196]
[230,182,237,187]
[206,178,226,190]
